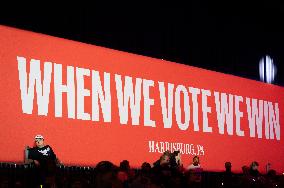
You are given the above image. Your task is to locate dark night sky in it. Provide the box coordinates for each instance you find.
[1,2,284,86]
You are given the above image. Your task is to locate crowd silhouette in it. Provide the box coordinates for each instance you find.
[1,150,283,188]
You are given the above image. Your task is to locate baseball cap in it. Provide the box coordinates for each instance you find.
[34,134,44,140]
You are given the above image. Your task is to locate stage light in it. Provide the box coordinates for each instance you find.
[259,55,277,84]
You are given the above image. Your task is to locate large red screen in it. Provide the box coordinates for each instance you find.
[0,25,283,173]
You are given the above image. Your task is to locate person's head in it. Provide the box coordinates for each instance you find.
[96,161,116,174]
[141,162,151,173]
[119,160,130,171]
[34,135,45,148]
[250,161,259,171]
[192,156,199,166]
[174,151,181,164]
[160,154,170,166]
[225,162,232,171]
[95,161,118,187]
[172,150,180,157]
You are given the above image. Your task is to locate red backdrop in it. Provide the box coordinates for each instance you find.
[0,25,283,173]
